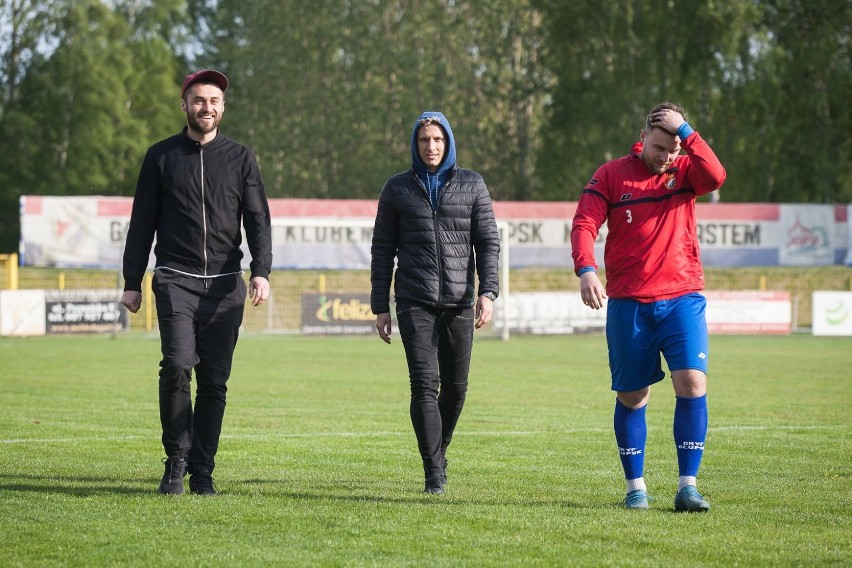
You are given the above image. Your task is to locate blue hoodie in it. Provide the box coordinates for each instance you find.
[410,111,457,211]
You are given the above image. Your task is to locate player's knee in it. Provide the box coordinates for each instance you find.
[617,388,649,409]
[672,370,706,397]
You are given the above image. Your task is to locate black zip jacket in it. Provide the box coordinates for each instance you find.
[370,166,500,314]
[123,127,272,291]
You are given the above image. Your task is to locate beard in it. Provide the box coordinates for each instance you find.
[640,151,669,174]
[186,111,221,136]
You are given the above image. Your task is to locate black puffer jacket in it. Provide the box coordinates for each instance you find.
[370,166,500,314]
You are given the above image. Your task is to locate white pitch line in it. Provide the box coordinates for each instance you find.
[710,425,839,431]
[0,424,842,445]
[0,430,560,444]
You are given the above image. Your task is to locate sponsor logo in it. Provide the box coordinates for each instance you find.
[620,193,632,201]
[314,297,373,322]
[677,441,705,451]
[825,300,850,326]
[698,352,707,359]
[588,178,599,186]
[301,293,375,335]
[786,216,828,252]
[618,447,643,456]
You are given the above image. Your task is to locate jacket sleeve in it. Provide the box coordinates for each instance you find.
[471,182,500,298]
[122,150,160,292]
[370,183,399,314]
[682,132,727,196]
[241,150,273,280]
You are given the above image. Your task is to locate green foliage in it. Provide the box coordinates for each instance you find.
[0,0,186,250]
[0,334,849,566]
[718,0,852,203]
[190,0,549,202]
[534,0,757,199]
[0,0,849,253]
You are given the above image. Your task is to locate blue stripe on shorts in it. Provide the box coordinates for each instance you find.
[605,292,709,392]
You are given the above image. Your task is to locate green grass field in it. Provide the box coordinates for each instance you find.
[1,333,849,567]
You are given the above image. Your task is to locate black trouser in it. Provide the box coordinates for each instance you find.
[395,301,475,478]
[153,270,246,474]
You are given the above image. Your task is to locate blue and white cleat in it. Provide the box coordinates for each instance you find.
[674,485,710,512]
[622,489,651,509]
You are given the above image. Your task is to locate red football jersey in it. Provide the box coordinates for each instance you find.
[571,133,726,302]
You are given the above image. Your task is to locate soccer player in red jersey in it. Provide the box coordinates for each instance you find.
[571,102,726,511]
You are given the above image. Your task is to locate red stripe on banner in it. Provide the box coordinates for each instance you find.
[493,201,577,219]
[268,198,377,217]
[266,199,580,220]
[23,196,43,214]
[97,197,133,216]
[835,205,847,222]
[696,203,779,220]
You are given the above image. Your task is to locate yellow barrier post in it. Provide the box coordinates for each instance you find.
[1,253,19,289]
[144,271,154,332]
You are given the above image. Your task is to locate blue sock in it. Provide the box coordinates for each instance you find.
[674,395,708,477]
[614,399,647,480]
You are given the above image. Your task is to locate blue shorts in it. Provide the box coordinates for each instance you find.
[606,292,709,392]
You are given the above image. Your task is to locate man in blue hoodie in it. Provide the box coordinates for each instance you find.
[370,112,501,494]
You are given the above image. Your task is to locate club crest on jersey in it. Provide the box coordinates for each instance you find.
[665,173,676,190]
[620,193,632,201]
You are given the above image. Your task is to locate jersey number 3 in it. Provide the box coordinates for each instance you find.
[626,209,633,223]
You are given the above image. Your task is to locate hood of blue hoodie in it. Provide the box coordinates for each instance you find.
[411,111,456,210]
[411,111,456,175]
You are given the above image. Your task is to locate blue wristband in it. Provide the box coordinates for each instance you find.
[577,266,596,277]
[676,121,694,139]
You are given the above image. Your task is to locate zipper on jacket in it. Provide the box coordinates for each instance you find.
[433,208,443,307]
[200,147,209,287]
[416,171,444,307]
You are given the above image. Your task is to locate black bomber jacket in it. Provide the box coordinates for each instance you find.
[122,128,272,292]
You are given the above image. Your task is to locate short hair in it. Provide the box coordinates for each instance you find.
[182,83,227,103]
[416,118,447,138]
[645,102,687,131]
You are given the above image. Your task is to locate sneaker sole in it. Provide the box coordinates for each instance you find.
[159,483,184,495]
[675,504,710,512]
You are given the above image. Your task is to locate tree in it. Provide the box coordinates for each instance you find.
[2,0,849,257]
[186,0,550,202]
[717,0,851,202]
[0,0,60,113]
[534,0,756,200]
[0,0,187,251]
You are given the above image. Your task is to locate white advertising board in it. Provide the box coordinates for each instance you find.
[0,290,47,336]
[492,292,606,335]
[19,196,850,269]
[704,291,791,334]
[812,291,852,336]
[493,290,791,336]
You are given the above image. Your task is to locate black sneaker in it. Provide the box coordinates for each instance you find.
[159,457,187,495]
[189,472,218,496]
[424,473,444,494]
